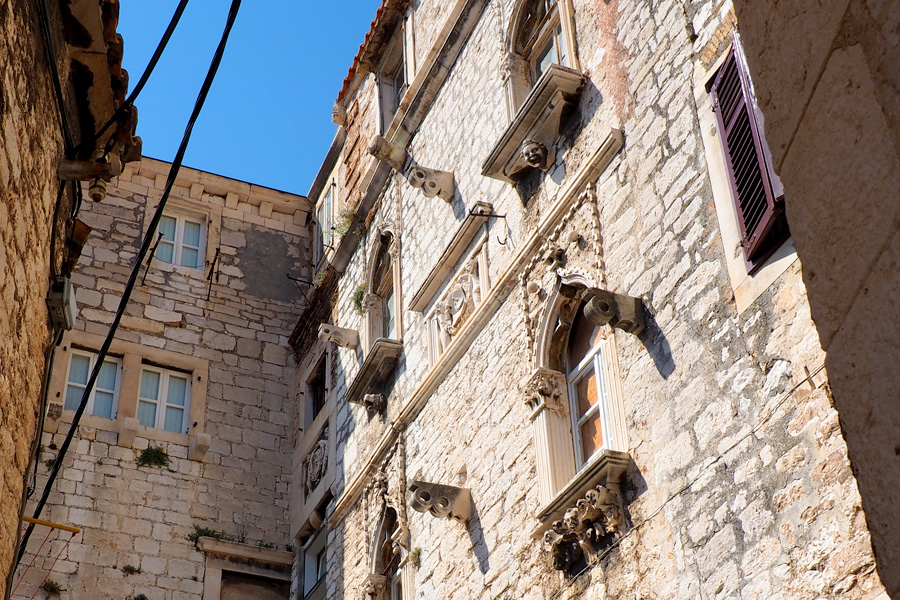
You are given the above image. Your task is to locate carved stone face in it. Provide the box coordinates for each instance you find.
[521,139,548,167]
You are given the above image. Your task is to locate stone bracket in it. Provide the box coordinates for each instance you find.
[581,288,645,335]
[318,323,360,350]
[118,417,139,448]
[189,433,211,462]
[369,136,409,171]
[409,481,472,523]
[407,164,455,202]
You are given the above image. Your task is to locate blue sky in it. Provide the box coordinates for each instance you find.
[118,1,381,195]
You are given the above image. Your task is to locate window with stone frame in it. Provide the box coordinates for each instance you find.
[138,364,193,434]
[373,507,403,600]
[306,356,328,429]
[157,211,206,269]
[565,303,610,467]
[709,33,789,272]
[64,349,122,420]
[314,185,334,266]
[377,25,408,134]
[302,530,326,600]
[364,231,400,349]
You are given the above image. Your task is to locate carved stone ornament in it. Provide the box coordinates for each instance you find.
[332,102,347,127]
[521,138,549,169]
[582,288,646,335]
[542,483,626,572]
[406,164,455,202]
[409,481,472,523]
[362,393,386,412]
[318,323,360,350]
[368,135,408,171]
[304,427,329,497]
[523,367,566,418]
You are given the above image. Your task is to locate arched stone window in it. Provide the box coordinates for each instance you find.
[364,229,402,351]
[503,0,579,118]
[368,507,404,600]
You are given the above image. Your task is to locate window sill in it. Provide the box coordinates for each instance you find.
[344,338,403,410]
[482,63,585,184]
[197,536,292,568]
[531,448,631,538]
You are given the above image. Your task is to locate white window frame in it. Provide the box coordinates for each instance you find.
[138,364,193,434]
[566,336,612,468]
[156,211,207,270]
[64,349,122,420]
[303,531,326,600]
[315,186,334,266]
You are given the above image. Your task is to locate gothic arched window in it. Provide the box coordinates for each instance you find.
[364,230,401,352]
[565,301,608,467]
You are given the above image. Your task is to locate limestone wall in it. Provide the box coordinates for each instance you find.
[0,1,74,595]
[11,160,310,600]
[296,0,888,599]
[734,2,900,594]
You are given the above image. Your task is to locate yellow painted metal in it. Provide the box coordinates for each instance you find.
[22,516,80,534]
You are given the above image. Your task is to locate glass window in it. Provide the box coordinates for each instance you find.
[156,212,205,269]
[566,304,607,466]
[138,366,192,433]
[65,350,121,419]
[316,188,333,264]
[374,236,397,340]
[516,0,565,85]
[307,358,327,428]
[303,531,326,598]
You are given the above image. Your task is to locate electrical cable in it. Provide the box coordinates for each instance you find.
[34,0,74,155]
[15,0,243,565]
[82,0,192,154]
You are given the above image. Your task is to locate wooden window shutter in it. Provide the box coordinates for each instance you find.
[710,39,789,268]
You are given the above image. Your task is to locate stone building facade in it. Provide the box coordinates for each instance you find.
[287,1,892,600]
[10,160,310,600]
[1,0,141,595]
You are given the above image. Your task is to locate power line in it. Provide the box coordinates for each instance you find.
[16,0,243,566]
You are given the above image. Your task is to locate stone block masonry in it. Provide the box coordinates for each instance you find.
[11,159,311,600]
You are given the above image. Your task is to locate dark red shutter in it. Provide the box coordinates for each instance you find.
[710,43,788,269]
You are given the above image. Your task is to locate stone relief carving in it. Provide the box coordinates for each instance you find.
[318,323,360,349]
[521,138,549,169]
[304,427,328,497]
[523,367,566,417]
[542,483,626,572]
[362,393,386,412]
[409,481,472,523]
[363,441,409,598]
[430,255,485,358]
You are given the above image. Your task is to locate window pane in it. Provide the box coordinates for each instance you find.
[68,354,90,385]
[158,216,176,241]
[383,287,396,339]
[65,384,84,411]
[137,400,157,428]
[316,548,326,579]
[167,375,188,407]
[164,406,184,433]
[580,411,604,460]
[536,39,556,79]
[574,369,599,417]
[568,307,602,370]
[140,370,160,400]
[93,391,114,419]
[182,220,201,246]
[96,361,118,392]
[156,240,174,264]
[180,246,199,269]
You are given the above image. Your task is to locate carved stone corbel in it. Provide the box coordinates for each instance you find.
[368,135,408,171]
[409,481,472,523]
[542,483,626,571]
[582,288,645,335]
[318,323,360,350]
[521,138,551,170]
[332,102,347,127]
[406,164,455,202]
[523,367,566,419]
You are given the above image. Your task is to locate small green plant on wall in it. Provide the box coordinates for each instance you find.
[352,284,366,314]
[185,524,236,549]
[334,207,354,237]
[122,564,142,576]
[41,580,63,596]
[130,594,149,600]
[136,447,170,469]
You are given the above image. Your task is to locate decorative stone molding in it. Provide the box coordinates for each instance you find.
[581,288,645,335]
[409,481,472,523]
[318,323,360,350]
[407,164,455,202]
[345,338,404,410]
[482,64,585,183]
[523,368,566,419]
[542,483,626,572]
[368,135,409,171]
[304,427,329,497]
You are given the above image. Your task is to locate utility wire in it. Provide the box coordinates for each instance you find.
[34,0,74,155]
[80,0,192,154]
[16,0,243,565]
